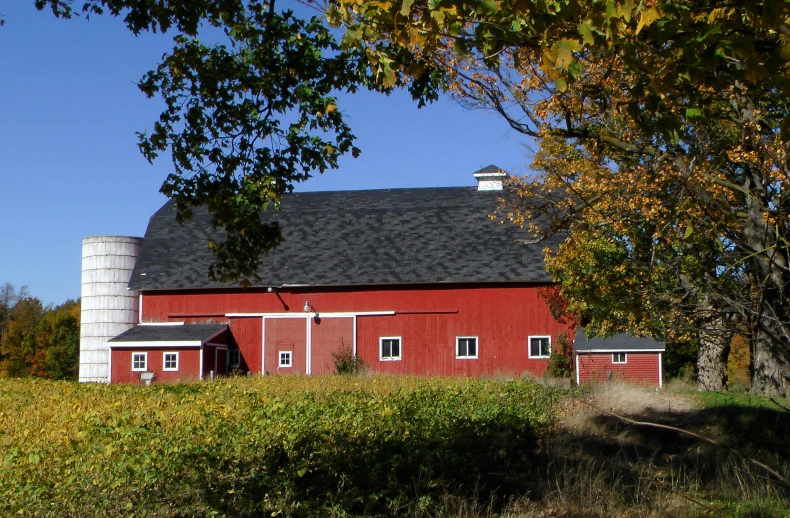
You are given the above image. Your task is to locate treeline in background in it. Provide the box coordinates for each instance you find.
[0,283,79,380]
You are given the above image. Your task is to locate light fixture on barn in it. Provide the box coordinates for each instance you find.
[304,301,320,323]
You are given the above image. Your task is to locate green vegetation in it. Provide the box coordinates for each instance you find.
[0,376,553,517]
[0,283,79,380]
[2,377,788,516]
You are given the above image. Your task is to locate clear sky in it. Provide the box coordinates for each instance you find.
[0,2,534,306]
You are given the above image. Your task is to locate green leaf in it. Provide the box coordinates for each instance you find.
[400,0,415,17]
[685,108,702,118]
[683,222,693,240]
[552,38,582,68]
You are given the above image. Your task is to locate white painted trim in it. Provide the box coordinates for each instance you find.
[111,341,202,348]
[163,351,179,372]
[456,336,478,359]
[612,352,628,364]
[528,335,552,359]
[199,345,204,381]
[140,322,186,326]
[305,317,312,375]
[352,315,357,356]
[575,349,665,354]
[226,311,395,318]
[131,352,148,372]
[261,317,266,376]
[214,347,218,376]
[575,354,580,385]
[279,350,293,368]
[138,293,143,324]
[379,336,402,361]
[658,352,663,388]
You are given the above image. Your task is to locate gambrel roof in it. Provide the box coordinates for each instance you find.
[129,183,564,291]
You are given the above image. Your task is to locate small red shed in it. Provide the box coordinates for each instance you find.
[108,323,230,384]
[574,329,665,387]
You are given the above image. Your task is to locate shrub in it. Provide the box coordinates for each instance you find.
[332,338,365,375]
[547,331,573,378]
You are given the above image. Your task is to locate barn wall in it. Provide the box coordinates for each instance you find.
[577,352,661,386]
[264,318,307,375]
[140,284,571,378]
[111,348,201,384]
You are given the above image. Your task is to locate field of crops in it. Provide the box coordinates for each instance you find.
[0,376,555,517]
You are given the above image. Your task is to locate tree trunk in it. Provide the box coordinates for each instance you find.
[750,319,790,397]
[696,315,731,392]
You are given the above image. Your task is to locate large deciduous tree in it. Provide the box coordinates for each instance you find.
[331,0,790,395]
[33,0,440,282]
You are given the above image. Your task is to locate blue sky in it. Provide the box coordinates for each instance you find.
[1,2,534,305]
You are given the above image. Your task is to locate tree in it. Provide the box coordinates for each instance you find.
[333,0,790,395]
[33,0,441,282]
[0,296,45,378]
[28,300,80,380]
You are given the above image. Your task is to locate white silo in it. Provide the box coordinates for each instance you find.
[79,236,142,383]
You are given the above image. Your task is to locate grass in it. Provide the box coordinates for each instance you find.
[0,376,788,516]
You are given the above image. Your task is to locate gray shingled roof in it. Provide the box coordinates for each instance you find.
[129,185,565,291]
[574,329,665,352]
[108,324,227,343]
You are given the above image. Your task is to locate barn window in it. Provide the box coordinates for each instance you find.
[228,350,241,369]
[529,336,551,359]
[380,337,401,361]
[163,352,179,371]
[279,351,292,368]
[612,352,627,364]
[456,337,478,359]
[132,352,147,371]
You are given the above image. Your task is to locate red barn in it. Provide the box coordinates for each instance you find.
[80,166,656,385]
[574,329,665,387]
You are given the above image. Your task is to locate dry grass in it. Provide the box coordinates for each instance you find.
[432,382,790,518]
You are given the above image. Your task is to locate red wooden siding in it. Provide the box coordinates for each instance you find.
[311,317,353,375]
[577,352,661,386]
[265,318,307,375]
[228,318,262,373]
[139,284,571,378]
[111,348,201,384]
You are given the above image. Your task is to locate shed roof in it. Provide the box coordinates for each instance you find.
[129,184,564,291]
[573,329,665,352]
[108,324,228,345]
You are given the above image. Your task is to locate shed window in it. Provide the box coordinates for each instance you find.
[529,336,551,359]
[279,351,292,368]
[456,337,478,359]
[380,337,402,361]
[228,349,241,369]
[612,352,627,364]
[163,352,179,371]
[132,352,147,371]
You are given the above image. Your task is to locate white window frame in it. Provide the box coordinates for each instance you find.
[279,350,292,368]
[529,336,552,359]
[379,336,402,361]
[612,352,627,364]
[228,349,241,369]
[132,352,148,372]
[163,352,179,372]
[456,336,478,359]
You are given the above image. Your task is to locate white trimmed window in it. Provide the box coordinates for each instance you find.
[279,351,292,368]
[612,352,627,364]
[529,336,551,359]
[163,352,179,371]
[132,352,148,371]
[380,337,402,361]
[228,349,241,369]
[456,337,478,359]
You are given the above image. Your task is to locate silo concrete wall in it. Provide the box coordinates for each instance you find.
[79,236,142,383]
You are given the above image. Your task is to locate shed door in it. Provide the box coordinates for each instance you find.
[264,318,307,374]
